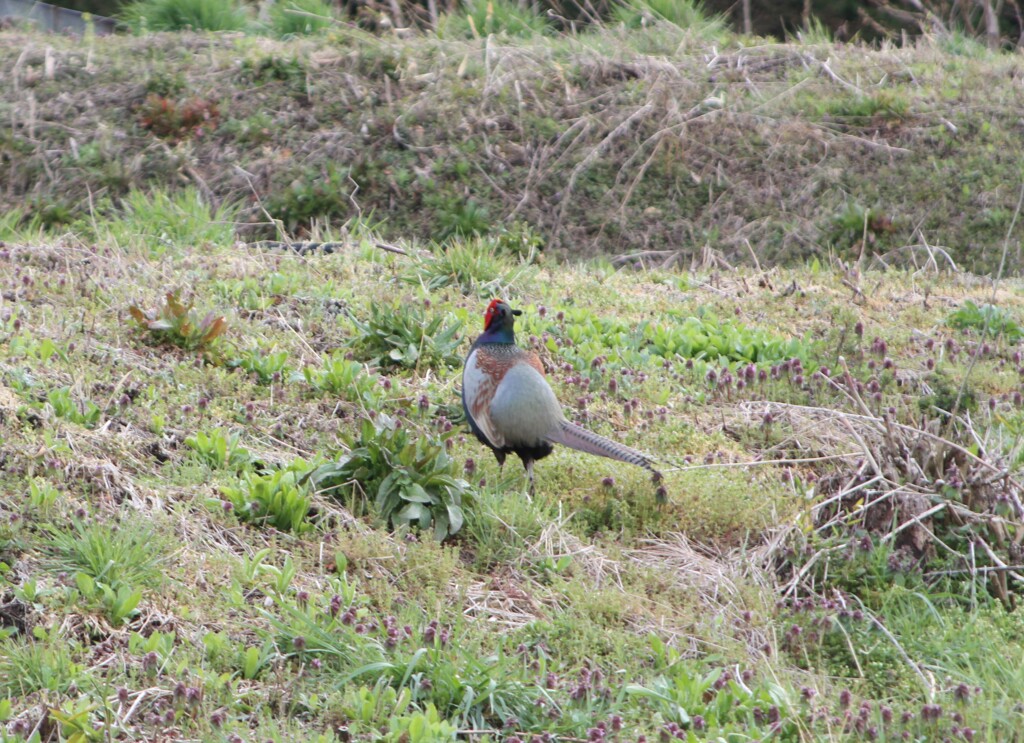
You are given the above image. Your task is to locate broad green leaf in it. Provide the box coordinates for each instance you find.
[402,483,433,504]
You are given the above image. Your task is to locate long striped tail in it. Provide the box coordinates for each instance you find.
[546,420,666,502]
[546,420,658,473]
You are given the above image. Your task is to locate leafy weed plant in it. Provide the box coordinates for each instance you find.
[238,53,308,86]
[626,664,798,737]
[229,347,289,384]
[219,464,314,533]
[309,415,470,539]
[212,271,315,311]
[73,573,144,625]
[264,164,352,234]
[137,94,220,142]
[42,519,166,622]
[948,300,1023,341]
[129,291,228,353]
[186,428,254,471]
[432,197,491,240]
[49,697,109,742]
[351,302,463,370]
[46,388,101,428]
[27,478,62,512]
[643,310,809,363]
[43,520,167,590]
[260,585,548,734]
[300,354,381,404]
[541,306,809,370]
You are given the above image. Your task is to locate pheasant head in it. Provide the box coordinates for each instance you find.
[478,299,522,344]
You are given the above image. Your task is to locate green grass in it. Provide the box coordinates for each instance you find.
[2,26,1024,739]
[1,205,1023,735]
[119,0,249,32]
[42,519,169,590]
[439,0,552,39]
[612,0,729,38]
[99,187,240,253]
[0,631,83,697]
[268,0,336,37]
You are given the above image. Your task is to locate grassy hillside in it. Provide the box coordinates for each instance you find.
[2,24,1024,272]
[3,19,1024,743]
[3,208,1024,740]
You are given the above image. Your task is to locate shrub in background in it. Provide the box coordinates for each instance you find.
[612,0,726,36]
[120,0,249,32]
[269,0,336,36]
[439,0,551,38]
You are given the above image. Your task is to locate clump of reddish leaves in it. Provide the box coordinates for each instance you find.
[129,291,227,353]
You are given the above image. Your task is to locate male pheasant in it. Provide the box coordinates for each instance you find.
[462,299,663,496]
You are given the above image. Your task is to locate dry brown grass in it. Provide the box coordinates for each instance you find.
[3,27,1024,271]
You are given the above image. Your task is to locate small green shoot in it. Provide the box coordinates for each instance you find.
[241,641,276,680]
[260,555,298,597]
[27,478,61,511]
[237,547,274,586]
[186,428,253,471]
[49,698,104,742]
[13,577,43,605]
[46,388,101,428]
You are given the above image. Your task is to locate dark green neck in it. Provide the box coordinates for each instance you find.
[474,319,515,347]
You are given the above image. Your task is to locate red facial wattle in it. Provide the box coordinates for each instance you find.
[484,299,504,329]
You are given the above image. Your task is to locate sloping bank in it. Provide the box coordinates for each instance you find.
[1,27,1022,272]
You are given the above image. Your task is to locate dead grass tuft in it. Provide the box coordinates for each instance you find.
[461,575,541,629]
[737,398,1024,605]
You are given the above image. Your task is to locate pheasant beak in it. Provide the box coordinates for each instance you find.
[512,309,523,316]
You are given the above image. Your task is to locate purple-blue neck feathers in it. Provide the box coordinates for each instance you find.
[474,300,520,347]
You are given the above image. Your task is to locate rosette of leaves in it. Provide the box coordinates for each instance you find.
[308,415,469,539]
[947,300,1023,341]
[220,465,313,533]
[128,291,228,352]
[350,302,462,370]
